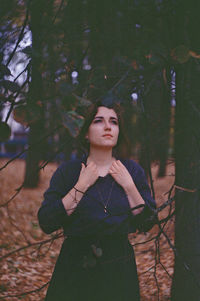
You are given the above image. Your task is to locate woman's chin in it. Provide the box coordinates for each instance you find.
[91,143,116,150]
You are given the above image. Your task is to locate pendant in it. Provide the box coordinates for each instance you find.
[104,207,107,213]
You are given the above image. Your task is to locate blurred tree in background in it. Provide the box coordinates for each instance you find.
[0,0,175,185]
[1,0,200,299]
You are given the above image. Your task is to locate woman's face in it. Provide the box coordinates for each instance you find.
[86,106,119,150]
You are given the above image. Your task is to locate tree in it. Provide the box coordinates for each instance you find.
[23,0,47,187]
[171,2,200,299]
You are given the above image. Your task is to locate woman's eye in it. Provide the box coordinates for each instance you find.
[111,120,118,125]
[93,118,118,125]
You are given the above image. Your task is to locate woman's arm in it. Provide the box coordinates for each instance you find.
[62,162,99,214]
[130,164,157,232]
[38,161,99,234]
[38,163,74,234]
[109,160,145,215]
[109,160,156,231]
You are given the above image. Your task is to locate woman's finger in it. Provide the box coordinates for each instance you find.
[111,161,120,171]
[80,163,85,173]
[109,166,117,173]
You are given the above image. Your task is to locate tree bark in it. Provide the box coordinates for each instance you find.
[171,1,200,298]
[23,0,47,187]
[171,61,200,301]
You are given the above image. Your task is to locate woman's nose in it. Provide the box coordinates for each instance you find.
[104,120,111,130]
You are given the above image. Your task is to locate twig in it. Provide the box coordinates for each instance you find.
[110,66,132,92]
[0,232,63,261]
[4,79,29,123]
[0,281,49,300]
[13,62,31,82]
[0,125,62,172]
[6,206,30,244]
[6,3,30,67]
[159,261,173,279]
[153,238,160,301]
[52,0,65,24]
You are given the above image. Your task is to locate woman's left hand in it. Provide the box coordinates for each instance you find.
[109,160,134,190]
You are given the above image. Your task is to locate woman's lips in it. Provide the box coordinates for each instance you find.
[102,134,113,137]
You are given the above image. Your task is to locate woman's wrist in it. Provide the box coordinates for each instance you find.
[123,181,136,194]
[75,180,89,193]
[73,186,85,194]
[123,181,145,212]
[62,182,87,215]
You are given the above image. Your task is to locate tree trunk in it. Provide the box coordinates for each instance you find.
[171,61,200,300]
[171,1,200,298]
[23,0,46,187]
[23,120,45,187]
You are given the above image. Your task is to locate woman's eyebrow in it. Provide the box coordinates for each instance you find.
[94,116,103,119]
[94,116,118,120]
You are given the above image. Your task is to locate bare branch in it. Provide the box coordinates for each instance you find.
[6,3,30,67]
[0,281,49,300]
[0,232,63,261]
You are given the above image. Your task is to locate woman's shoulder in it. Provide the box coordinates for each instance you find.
[55,158,83,179]
[120,158,144,174]
[48,158,83,187]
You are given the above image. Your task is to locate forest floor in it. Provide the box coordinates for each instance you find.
[0,158,175,301]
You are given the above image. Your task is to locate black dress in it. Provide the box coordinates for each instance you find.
[38,158,156,301]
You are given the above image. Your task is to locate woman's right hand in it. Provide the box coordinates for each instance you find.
[76,162,99,192]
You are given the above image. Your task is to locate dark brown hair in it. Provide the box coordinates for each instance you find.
[77,101,130,158]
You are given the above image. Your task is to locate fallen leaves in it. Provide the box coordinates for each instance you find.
[0,158,175,300]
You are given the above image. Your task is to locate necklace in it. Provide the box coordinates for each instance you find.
[96,179,115,213]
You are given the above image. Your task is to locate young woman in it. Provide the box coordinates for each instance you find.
[38,101,156,301]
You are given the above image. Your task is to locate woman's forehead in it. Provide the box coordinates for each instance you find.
[94,106,118,118]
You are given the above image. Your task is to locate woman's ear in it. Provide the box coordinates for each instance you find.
[85,134,89,144]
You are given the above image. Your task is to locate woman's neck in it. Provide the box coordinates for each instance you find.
[87,148,114,169]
